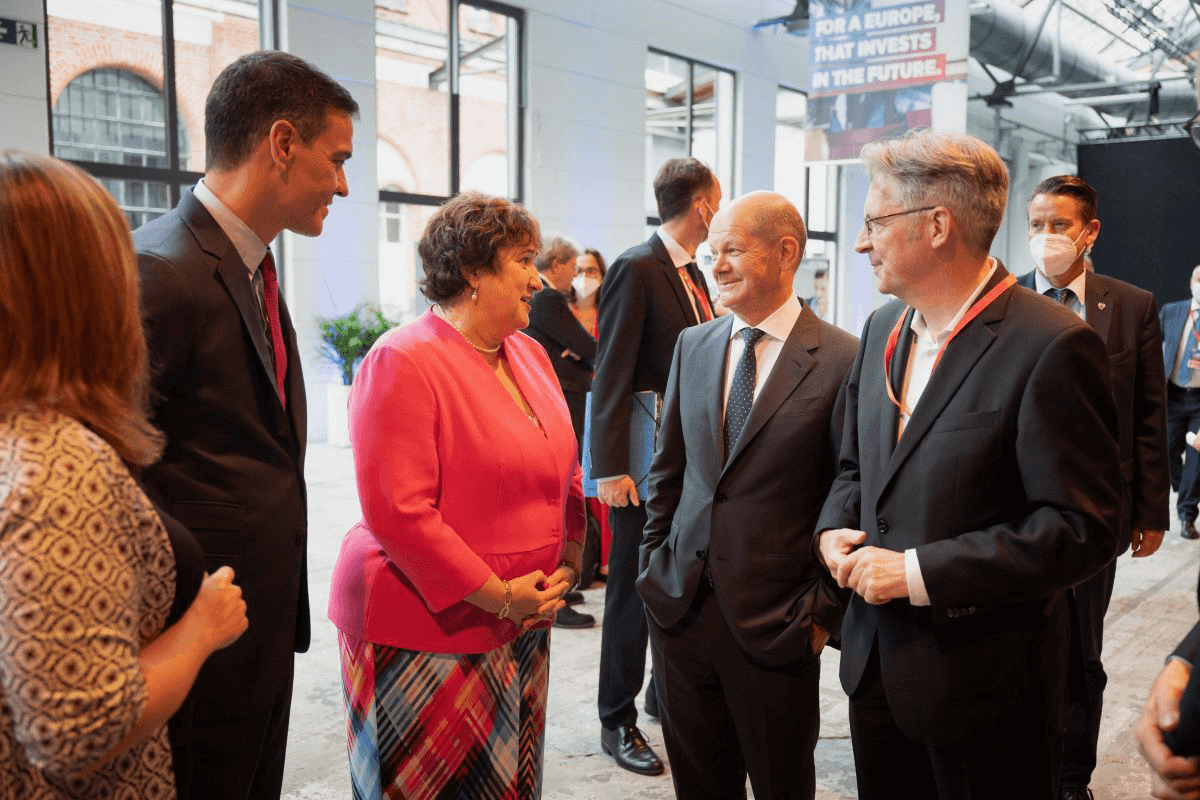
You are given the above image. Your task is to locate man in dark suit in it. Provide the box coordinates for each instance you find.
[591,156,720,775]
[1160,265,1200,540]
[133,51,358,800]
[637,191,857,799]
[526,232,596,629]
[1018,174,1169,800]
[816,130,1122,798]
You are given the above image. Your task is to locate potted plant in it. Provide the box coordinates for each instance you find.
[317,304,396,446]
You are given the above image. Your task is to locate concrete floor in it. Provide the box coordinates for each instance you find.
[281,441,1199,799]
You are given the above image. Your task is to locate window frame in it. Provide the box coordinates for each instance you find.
[644,47,737,227]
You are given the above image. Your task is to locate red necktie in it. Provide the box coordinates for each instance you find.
[678,265,714,322]
[260,252,288,409]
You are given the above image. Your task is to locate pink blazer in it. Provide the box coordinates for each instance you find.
[328,310,585,653]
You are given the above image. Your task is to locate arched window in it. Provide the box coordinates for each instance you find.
[53,68,189,228]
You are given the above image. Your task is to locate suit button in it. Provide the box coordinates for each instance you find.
[696,549,707,559]
[715,493,728,504]
[877,518,889,534]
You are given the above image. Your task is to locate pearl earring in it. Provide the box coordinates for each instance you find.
[471,286,479,301]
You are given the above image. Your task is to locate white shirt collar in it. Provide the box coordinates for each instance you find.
[911,259,999,343]
[193,179,269,276]
[656,226,694,269]
[1032,267,1087,306]
[729,295,802,344]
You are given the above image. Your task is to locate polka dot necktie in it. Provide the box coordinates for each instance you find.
[724,327,766,458]
[1045,287,1075,306]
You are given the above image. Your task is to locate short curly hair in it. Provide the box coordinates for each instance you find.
[418,192,542,305]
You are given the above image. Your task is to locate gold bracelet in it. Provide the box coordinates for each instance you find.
[496,579,512,620]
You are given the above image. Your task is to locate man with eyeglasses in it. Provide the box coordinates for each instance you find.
[815,129,1121,798]
[1017,174,1168,800]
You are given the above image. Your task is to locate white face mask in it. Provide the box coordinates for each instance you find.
[1029,228,1087,278]
[1191,283,1200,303]
[572,274,600,299]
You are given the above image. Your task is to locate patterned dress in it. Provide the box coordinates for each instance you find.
[0,409,177,799]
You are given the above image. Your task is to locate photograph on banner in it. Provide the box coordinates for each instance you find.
[806,0,966,162]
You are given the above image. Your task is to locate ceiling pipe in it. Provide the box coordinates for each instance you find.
[969,0,1196,119]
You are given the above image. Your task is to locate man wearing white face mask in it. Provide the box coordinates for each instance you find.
[1018,174,1170,800]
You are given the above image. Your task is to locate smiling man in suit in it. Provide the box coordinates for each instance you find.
[637,191,856,800]
[591,156,720,775]
[817,130,1122,799]
[1018,174,1169,800]
[133,51,358,800]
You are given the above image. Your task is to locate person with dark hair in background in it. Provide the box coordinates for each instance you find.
[0,151,247,798]
[817,130,1121,798]
[328,191,582,799]
[132,50,359,800]
[1018,173,1169,800]
[1160,265,1200,542]
[525,232,596,629]
[590,156,720,776]
[638,191,856,800]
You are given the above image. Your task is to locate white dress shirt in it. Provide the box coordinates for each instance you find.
[722,295,802,421]
[657,226,704,324]
[901,260,998,606]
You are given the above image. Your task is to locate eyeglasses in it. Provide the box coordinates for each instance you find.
[1185,110,1200,150]
[862,206,937,236]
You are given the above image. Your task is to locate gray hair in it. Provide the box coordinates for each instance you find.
[535,233,579,273]
[860,129,1009,256]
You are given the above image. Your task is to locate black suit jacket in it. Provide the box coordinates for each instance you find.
[590,232,708,477]
[524,279,595,395]
[638,305,858,666]
[817,265,1122,747]
[1017,272,1169,549]
[134,190,309,715]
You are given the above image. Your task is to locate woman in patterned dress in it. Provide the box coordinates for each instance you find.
[0,151,248,799]
[328,191,585,799]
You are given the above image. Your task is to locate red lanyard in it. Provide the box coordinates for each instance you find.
[883,273,1017,413]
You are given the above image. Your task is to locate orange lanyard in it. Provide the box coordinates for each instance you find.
[883,273,1017,412]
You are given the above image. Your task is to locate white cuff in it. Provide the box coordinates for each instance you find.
[905,548,930,606]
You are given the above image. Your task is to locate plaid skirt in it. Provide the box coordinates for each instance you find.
[338,629,550,800]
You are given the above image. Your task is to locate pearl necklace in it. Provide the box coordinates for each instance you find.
[435,305,502,353]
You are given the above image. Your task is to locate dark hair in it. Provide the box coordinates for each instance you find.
[418,191,541,304]
[583,248,607,278]
[1031,174,1097,222]
[653,157,715,222]
[0,151,163,466]
[205,50,360,170]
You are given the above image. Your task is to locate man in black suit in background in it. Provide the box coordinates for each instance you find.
[637,191,857,799]
[591,156,720,776]
[133,51,358,800]
[1018,174,1169,800]
[1159,265,1200,540]
[526,232,596,629]
[817,130,1121,798]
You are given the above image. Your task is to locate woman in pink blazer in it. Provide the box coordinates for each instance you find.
[329,192,585,800]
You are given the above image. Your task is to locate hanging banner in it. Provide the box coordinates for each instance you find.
[806,0,966,162]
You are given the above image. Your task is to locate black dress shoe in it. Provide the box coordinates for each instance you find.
[1059,787,1094,800]
[1184,520,1199,539]
[600,725,664,776]
[553,606,595,628]
[563,590,584,605]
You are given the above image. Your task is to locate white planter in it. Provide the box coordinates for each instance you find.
[327,384,352,448]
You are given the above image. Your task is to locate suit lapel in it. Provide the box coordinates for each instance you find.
[722,307,816,471]
[650,232,700,325]
[180,193,283,411]
[694,317,734,471]
[881,269,1012,493]
[1085,277,1112,345]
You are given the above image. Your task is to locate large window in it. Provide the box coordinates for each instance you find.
[375,0,524,319]
[47,0,267,227]
[643,49,736,224]
[775,85,839,323]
